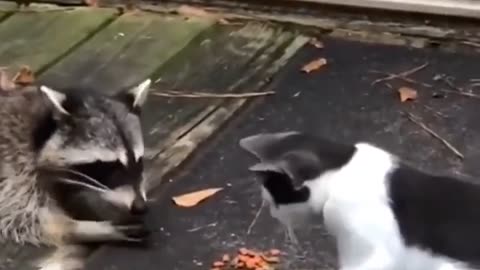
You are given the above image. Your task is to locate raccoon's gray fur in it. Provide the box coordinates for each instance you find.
[0,79,152,268]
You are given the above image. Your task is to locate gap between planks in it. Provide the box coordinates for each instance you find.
[143,35,309,193]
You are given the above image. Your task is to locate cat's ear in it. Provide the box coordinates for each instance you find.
[239,131,300,160]
[39,85,70,116]
[118,79,152,111]
[249,150,321,180]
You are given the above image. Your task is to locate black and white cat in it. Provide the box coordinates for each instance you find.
[239,131,480,270]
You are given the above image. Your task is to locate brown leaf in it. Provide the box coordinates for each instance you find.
[84,0,98,7]
[309,38,324,49]
[172,187,223,207]
[301,58,327,73]
[12,66,35,86]
[398,86,418,102]
[0,69,16,91]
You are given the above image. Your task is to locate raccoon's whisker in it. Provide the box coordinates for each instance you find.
[61,168,111,191]
[56,178,108,193]
[46,167,111,191]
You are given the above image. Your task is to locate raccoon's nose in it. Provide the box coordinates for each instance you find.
[131,197,147,215]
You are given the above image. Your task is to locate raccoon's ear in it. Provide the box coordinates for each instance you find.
[239,131,300,160]
[248,150,321,180]
[39,86,70,115]
[119,78,152,110]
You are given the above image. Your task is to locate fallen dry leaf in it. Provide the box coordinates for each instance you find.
[309,38,324,49]
[0,69,16,91]
[12,66,35,86]
[301,58,327,73]
[222,254,230,262]
[398,86,418,102]
[172,187,223,207]
[84,0,98,7]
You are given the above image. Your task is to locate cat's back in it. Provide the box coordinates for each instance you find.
[388,164,480,268]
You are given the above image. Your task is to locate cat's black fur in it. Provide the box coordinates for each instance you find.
[388,164,480,267]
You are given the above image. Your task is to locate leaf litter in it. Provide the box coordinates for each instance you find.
[172,187,223,207]
[0,65,35,92]
[398,86,417,102]
[301,58,327,73]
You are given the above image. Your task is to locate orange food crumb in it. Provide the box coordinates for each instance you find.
[213,261,225,267]
[269,249,281,256]
[222,254,230,262]
[239,248,249,255]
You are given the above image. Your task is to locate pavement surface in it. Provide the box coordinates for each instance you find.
[87,36,480,269]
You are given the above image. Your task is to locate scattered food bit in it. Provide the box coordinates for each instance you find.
[309,38,324,49]
[213,261,225,267]
[210,248,282,270]
[268,249,281,256]
[12,66,35,86]
[398,86,418,102]
[301,58,327,73]
[172,187,223,207]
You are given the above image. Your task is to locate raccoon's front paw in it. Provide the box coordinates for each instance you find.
[114,223,151,242]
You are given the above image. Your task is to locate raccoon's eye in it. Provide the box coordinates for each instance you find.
[72,161,126,187]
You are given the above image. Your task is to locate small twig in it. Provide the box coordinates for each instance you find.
[247,200,265,235]
[370,62,431,87]
[152,90,275,98]
[461,41,480,48]
[187,222,218,232]
[435,75,464,92]
[439,89,480,99]
[404,112,464,159]
[423,105,448,118]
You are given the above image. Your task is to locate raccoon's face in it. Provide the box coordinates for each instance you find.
[35,80,152,216]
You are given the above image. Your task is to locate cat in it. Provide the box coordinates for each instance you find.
[239,131,480,270]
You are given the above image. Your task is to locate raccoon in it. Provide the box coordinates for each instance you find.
[0,79,153,268]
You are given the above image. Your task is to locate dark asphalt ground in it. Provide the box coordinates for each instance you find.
[87,36,480,270]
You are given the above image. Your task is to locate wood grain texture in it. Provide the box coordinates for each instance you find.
[39,13,214,92]
[142,23,297,160]
[0,8,116,72]
[144,33,309,192]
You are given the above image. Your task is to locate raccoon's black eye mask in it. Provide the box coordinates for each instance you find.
[71,159,143,189]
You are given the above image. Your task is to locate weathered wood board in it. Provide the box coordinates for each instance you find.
[0,8,116,73]
[39,12,214,92]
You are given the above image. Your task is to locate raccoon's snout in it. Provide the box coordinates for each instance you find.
[101,186,148,215]
[131,196,147,215]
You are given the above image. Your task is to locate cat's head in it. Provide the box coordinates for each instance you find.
[35,79,152,220]
[239,131,356,205]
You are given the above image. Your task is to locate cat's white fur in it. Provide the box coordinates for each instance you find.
[264,142,473,270]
